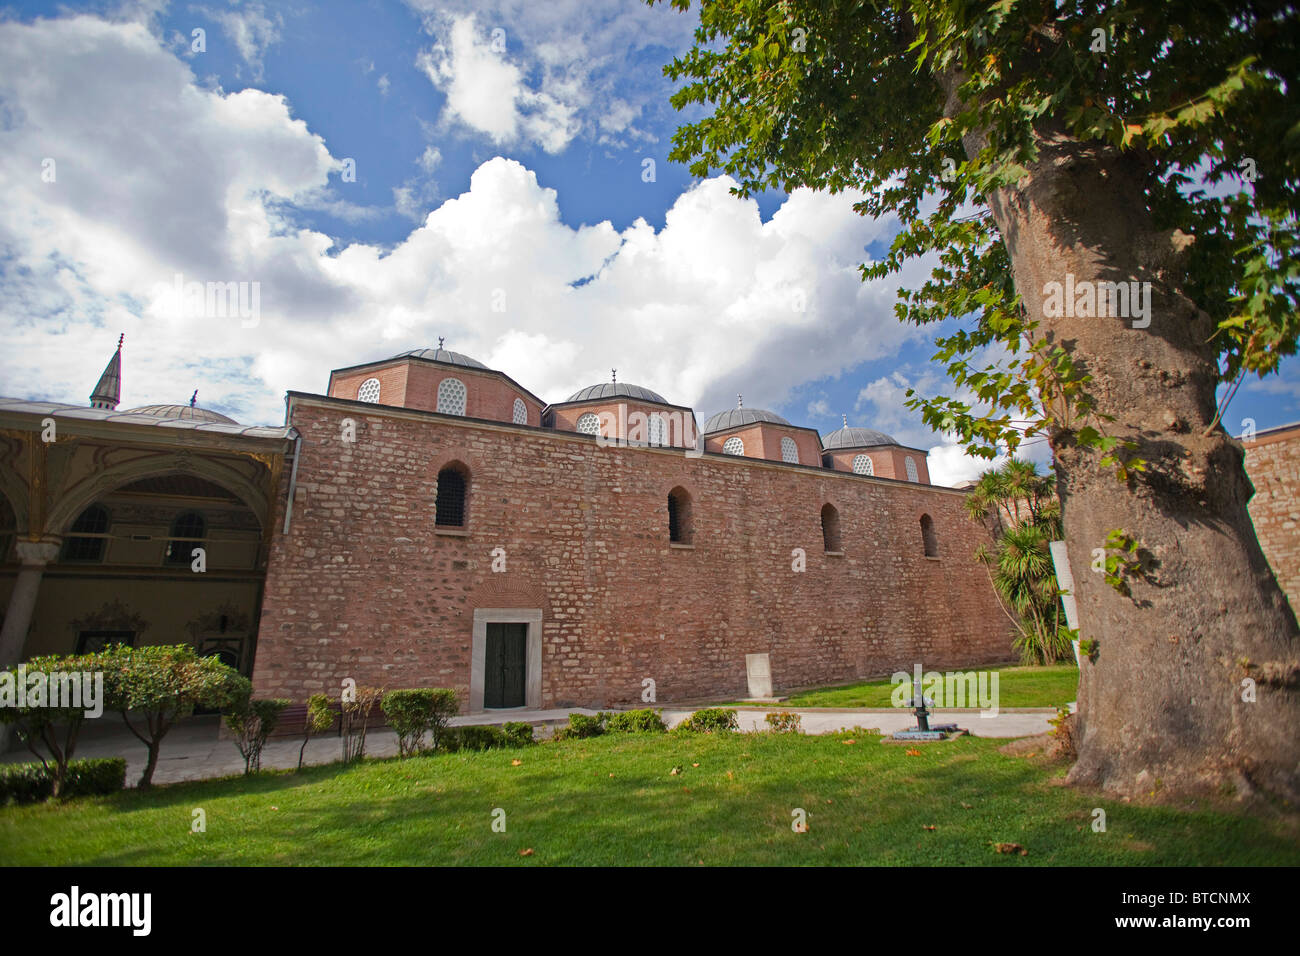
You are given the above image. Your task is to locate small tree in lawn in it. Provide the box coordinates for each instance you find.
[381,688,459,757]
[99,644,247,789]
[0,652,102,798]
[225,696,291,774]
[298,693,336,771]
[341,685,383,764]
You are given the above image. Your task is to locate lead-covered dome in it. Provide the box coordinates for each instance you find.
[702,407,792,433]
[125,404,238,424]
[396,347,488,369]
[565,382,668,404]
[823,426,897,449]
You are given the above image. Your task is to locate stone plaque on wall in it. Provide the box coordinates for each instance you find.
[745,653,773,699]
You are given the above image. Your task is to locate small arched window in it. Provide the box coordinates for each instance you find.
[165,511,206,565]
[905,457,919,482]
[852,454,874,476]
[920,514,938,557]
[576,412,601,435]
[356,378,381,403]
[62,504,110,563]
[723,436,744,456]
[781,437,798,463]
[436,465,469,527]
[512,398,528,425]
[437,378,467,416]
[668,486,693,544]
[821,504,841,553]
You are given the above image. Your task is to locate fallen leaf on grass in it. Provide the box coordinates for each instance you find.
[793,821,809,833]
[961,802,973,809]
[905,749,922,756]
[843,739,857,745]
[692,762,699,767]
[670,766,681,775]
[519,848,534,857]
[923,825,936,831]
[992,842,1028,856]
[511,759,522,766]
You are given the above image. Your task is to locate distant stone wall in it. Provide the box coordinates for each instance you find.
[252,395,1016,710]
[1245,423,1300,608]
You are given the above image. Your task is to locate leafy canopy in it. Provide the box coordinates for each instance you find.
[658,0,1299,459]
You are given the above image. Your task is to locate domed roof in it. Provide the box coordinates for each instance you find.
[396,347,488,369]
[702,407,792,433]
[125,404,239,425]
[823,425,898,449]
[565,382,669,404]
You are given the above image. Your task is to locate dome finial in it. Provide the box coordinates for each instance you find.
[737,393,743,408]
[190,389,198,408]
[437,336,445,350]
[842,413,848,428]
[611,368,617,384]
[117,333,124,351]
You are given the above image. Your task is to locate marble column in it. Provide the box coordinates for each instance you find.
[0,540,60,668]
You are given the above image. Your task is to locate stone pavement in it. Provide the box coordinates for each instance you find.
[0,705,1055,787]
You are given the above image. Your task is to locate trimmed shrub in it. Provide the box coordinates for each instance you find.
[441,725,509,752]
[299,694,336,771]
[382,689,438,757]
[426,689,460,750]
[765,711,802,734]
[225,698,291,774]
[341,685,384,763]
[605,709,667,733]
[551,712,608,741]
[502,721,535,746]
[676,708,739,734]
[0,757,126,806]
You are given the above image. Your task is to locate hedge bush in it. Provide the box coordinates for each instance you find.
[502,721,535,746]
[440,725,508,752]
[605,709,667,733]
[675,708,739,734]
[765,711,802,734]
[551,712,608,741]
[0,757,126,806]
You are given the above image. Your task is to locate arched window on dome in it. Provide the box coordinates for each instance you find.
[905,457,919,482]
[165,511,206,566]
[920,514,938,557]
[821,504,841,553]
[356,378,381,403]
[436,464,469,528]
[723,436,744,456]
[61,504,110,563]
[512,398,527,425]
[648,413,667,447]
[576,412,601,436]
[437,378,467,416]
[668,486,693,544]
[852,454,874,476]
[781,436,799,463]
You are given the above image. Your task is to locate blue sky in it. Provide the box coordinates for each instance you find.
[0,0,1295,486]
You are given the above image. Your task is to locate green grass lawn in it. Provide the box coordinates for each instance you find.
[761,664,1079,709]
[2,729,1294,866]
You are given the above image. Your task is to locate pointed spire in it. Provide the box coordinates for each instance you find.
[89,334,123,410]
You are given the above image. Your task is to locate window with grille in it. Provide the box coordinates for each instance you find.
[576,412,601,435]
[165,511,206,565]
[905,457,919,482]
[61,505,110,563]
[723,436,744,456]
[781,436,798,463]
[512,398,527,424]
[648,413,666,446]
[436,466,468,527]
[356,378,381,403]
[921,514,938,557]
[821,504,841,552]
[852,454,874,476]
[668,487,692,544]
[437,378,467,416]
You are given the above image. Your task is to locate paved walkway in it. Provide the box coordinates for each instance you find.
[1,706,1055,786]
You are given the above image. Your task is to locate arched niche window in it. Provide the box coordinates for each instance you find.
[165,511,206,565]
[905,457,919,482]
[436,464,469,527]
[648,413,667,447]
[437,377,467,416]
[723,436,744,456]
[920,514,938,557]
[512,398,528,425]
[576,412,601,435]
[62,504,110,563]
[821,504,841,553]
[781,436,798,463]
[667,486,693,544]
[356,378,381,403]
[852,454,874,476]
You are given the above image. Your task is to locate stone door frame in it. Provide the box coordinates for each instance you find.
[470,608,542,712]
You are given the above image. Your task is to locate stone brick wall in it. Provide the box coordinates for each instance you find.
[702,423,822,466]
[823,446,931,484]
[252,394,1016,710]
[328,359,545,425]
[1245,423,1300,606]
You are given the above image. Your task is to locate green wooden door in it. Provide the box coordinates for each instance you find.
[484,623,527,708]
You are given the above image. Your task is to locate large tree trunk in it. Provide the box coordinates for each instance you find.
[972,130,1300,804]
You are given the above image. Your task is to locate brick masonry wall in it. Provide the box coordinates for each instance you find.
[702,423,822,466]
[252,397,1016,709]
[329,360,545,425]
[1245,425,1300,607]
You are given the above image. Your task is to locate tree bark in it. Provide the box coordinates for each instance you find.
[971,128,1300,803]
